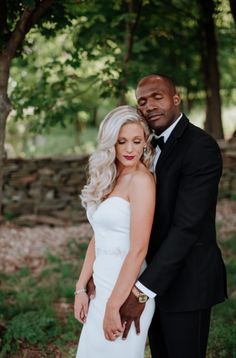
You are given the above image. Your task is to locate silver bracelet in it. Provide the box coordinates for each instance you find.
[74,288,87,295]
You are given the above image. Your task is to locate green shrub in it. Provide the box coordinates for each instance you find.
[207,294,236,356]
[0,310,61,356]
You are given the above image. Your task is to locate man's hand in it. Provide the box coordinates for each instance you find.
[87,276,96,300]
[119,291,146,339]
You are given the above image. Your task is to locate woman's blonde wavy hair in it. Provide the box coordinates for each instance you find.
[80,105,154,210]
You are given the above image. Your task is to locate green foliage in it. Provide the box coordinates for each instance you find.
[21,0,35,8]
[0,1,79,51]
[6,0,236,144]
[67,238,89,259]
[208,299,236,357]
[206,235,236,357]
[0,233,235,357]
[1,311,60,355]
[9,29,115,134]
[230,193,236,201]
[68,0,236,102]
[0,237,86,356]
[71,0,204,93]
[220,235,236,257]
[3,211,15,221]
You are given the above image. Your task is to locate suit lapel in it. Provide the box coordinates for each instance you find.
[155,114,189,173]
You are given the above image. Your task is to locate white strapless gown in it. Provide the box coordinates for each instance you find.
[76,196,155,358]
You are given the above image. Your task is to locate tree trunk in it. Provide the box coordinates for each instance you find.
[0,55,12,216]
[0,0,54,215]
[229,0,236,24]
[182,87,193,114]
[118,0,142,105]
[198,0,224,139]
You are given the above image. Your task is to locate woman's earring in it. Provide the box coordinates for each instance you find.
[143,145,147,154]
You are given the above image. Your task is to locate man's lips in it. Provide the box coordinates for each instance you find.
[147,112,163,121]
[124,155,135,160]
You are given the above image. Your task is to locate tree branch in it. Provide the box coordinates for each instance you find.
[4,0,54,60]
[229,0,236,24]
[0,0,9,35]
[4,8,33,59]
[118,0,143,104]
[160,0,199,22]
[124,0,142,62]
[132,0,143,34]
[27,0,54,30]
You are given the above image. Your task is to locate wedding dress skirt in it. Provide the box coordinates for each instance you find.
[76,196,155,358]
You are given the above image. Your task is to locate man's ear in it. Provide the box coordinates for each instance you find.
[173,94,181,106]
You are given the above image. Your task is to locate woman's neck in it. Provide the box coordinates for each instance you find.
[116,163,142,177]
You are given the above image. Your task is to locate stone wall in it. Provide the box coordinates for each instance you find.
[3,156,88,226]
[2,141,236,226]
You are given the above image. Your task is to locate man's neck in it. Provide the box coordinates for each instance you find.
[156,113,183,139]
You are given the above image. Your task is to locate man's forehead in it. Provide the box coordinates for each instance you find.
[136,78,167,98]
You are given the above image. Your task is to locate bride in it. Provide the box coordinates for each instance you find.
[74,105,155,358]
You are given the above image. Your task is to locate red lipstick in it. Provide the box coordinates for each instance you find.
[124,155,135,160]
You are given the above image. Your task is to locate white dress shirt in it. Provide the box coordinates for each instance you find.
[136,113,183,298]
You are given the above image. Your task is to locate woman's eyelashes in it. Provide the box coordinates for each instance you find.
[117,139,142,145]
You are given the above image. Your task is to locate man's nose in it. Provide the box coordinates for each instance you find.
[146,98,158,112]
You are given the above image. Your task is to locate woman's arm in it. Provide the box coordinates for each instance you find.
[103,173,155,340]
[76,236,95,290]
[74,236,95,323]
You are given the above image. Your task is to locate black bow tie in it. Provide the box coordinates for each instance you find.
[151,135,165,150]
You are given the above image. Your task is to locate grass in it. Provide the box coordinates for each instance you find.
[0,235,235,357]
[206,235,236,358]
[0,238,88,357]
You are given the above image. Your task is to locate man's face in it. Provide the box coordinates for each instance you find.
[136,77,180,134]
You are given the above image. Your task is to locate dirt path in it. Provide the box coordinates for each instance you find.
[0,200,235,274]
[0,223,92,273]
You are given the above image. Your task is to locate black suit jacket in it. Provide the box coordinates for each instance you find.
[139,114,227,312]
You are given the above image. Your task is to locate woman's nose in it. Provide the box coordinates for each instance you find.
[126,142,133,153]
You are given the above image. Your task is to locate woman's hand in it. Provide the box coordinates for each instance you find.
[103,302,125,341]
[74,292,89,324]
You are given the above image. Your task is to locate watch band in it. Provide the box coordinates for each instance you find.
[132,286,148,303]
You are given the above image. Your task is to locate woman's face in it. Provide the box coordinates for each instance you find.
[115,122,146,169]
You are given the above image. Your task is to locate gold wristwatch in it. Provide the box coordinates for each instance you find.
[132,286,149,303]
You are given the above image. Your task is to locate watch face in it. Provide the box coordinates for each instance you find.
[138,294,148,303]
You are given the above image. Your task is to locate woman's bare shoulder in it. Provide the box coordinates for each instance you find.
[131,168,155,185]
[128,169,155,198]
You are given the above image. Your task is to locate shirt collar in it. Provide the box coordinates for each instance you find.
[157,113,183,142]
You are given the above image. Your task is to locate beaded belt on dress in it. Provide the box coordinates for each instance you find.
[96,247,127,257]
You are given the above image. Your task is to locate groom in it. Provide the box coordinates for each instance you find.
[119,74,227,358]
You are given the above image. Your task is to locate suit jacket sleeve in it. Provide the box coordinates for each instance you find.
[138,134,223,296]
